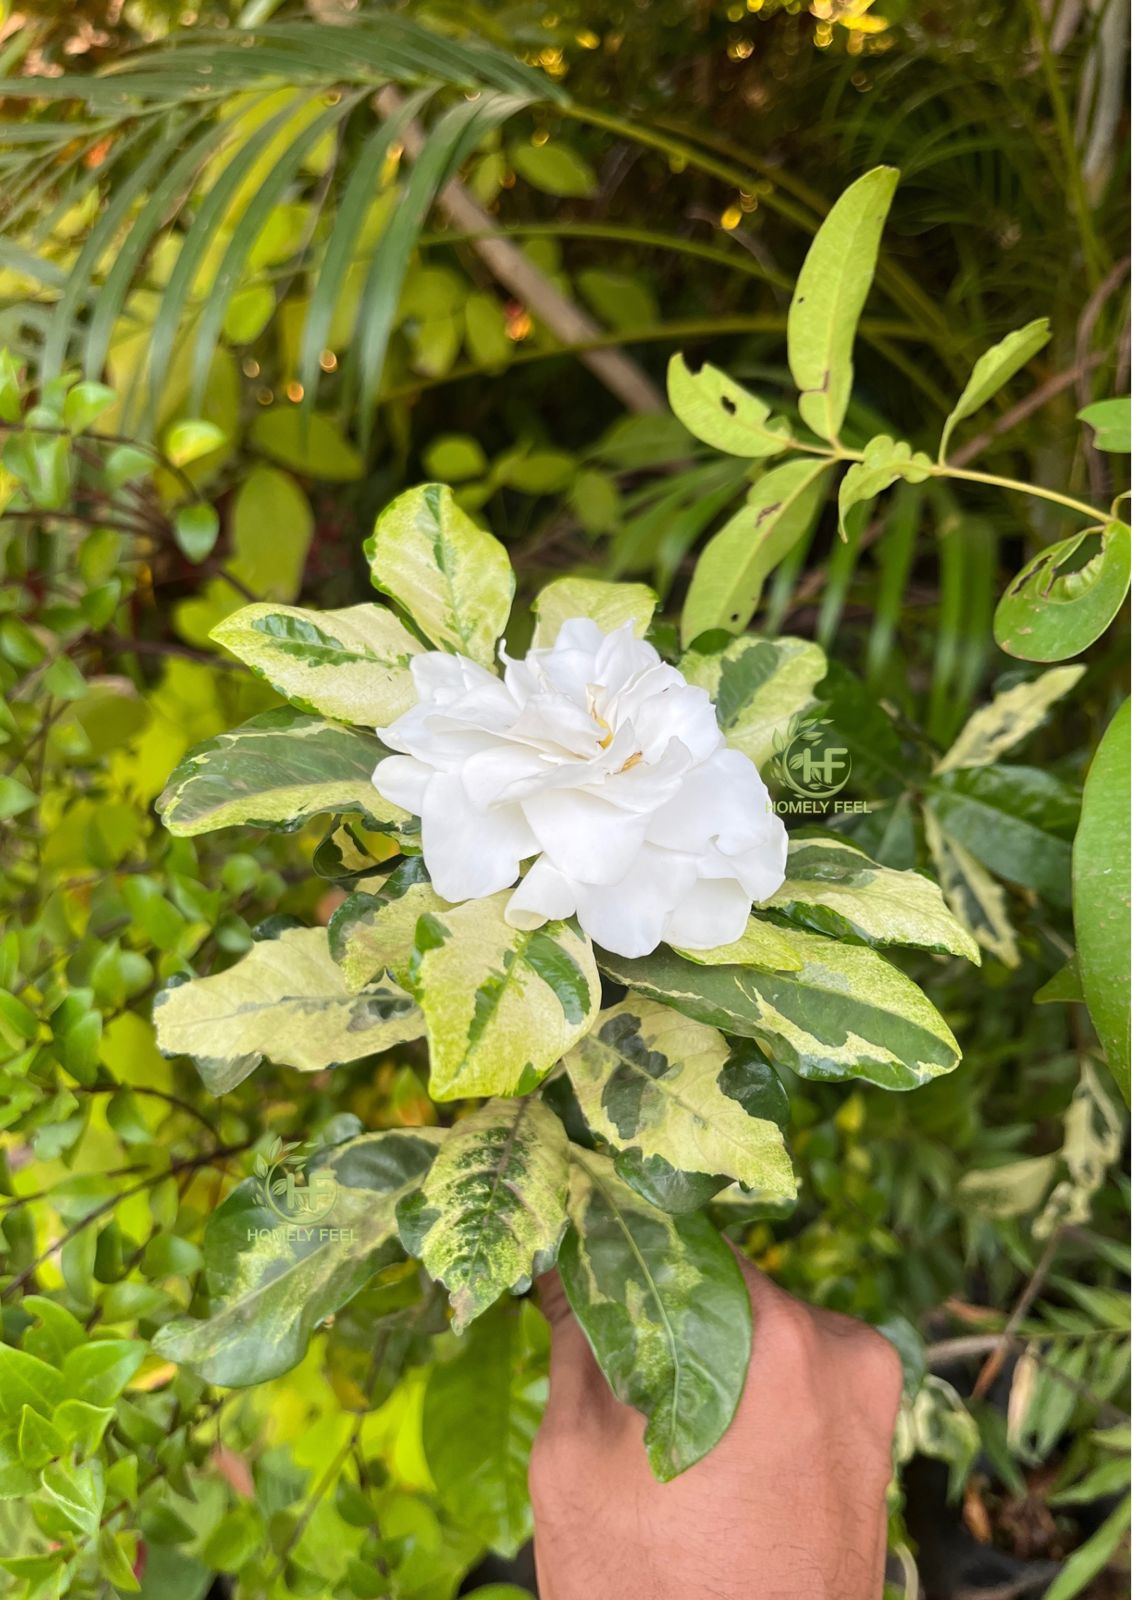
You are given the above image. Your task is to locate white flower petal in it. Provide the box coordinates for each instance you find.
[574,848,698,958]
[663,876,754,949]
[420,773,535,901]
[522,788,650,885]
[505,858,579,931]
[372,753,431,813]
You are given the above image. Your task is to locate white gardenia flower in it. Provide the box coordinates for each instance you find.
[372,618,787,960]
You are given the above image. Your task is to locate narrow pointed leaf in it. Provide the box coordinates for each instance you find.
[666,354,791,458]
[940,318,1051,460]
[935,665,1086,772]
[787,166,899,441]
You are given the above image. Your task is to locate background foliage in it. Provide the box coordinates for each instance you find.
[0,1,1128,1597]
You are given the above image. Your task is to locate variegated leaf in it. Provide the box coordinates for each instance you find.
[530,575,657,649]
[674,915,803,972]
[365,482,514,667]
[565,1000,795,1212]
[934,665,1085,773]
[397,1097,568,1330]
[153,1129,442,1386]
[412,893,600,1101]
[153,927,424,1088]
[559,1148,752,1480]
[599,932,960,1090]
[210,601,423,725]
[923,807,1021,968]
[157,708,408,837]
[761,836,980,962]
[329,858,451,991]
[681,635,827,767]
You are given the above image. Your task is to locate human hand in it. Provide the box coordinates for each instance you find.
[530,1251,902,1600]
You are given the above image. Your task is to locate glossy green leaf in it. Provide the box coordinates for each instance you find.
[935,665,1085,772]
[1073,699,1130,1102]
[565,999,794,1209]
[994,522,1131,663]
[157,708,407,836]
[1078,397,1130,453]
[163,418,225,468]
[397,1096,568,1330]
[787,165,899,441]
[681,634,827,767]
[153,925,424,1083]
[153,1128,443,1385]
[412,892,600,1100]
[927,764,1078,906]
[422,1300,547,1556]
[530,576,657,650]
[681,460,833,643]
[366,483,515,667]
[761,836,980,960]
[666,354,791,458]
[510,140,596,197]
[228,464,314,601]
[248,408,364,481]
[211,601,423,725]
[673,916,803,972]
[940,318,1051,460]
[559,1149,752,1479]
[599,932,960,1090]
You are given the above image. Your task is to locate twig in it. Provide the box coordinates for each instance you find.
[971,1230,1064,1400]
[375,86,664,415]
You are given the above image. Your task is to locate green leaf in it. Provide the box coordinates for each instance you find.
[837,435,931,540]
[41,1458,104,1540]
[566,1000,794,1209]
[787,165,899,442]
[153,1128,442,1386]
[61,1340,146,1406]
[994,522,1131,663]
[559,1149,752,1480]
[248,408,364,481]
[98,1527,141,1592]
[211,602,423,725]
[162,418,225,469]
[673,916,803,972]
[62,380,115,434]
[422,1300,547,1556]
[153,925,424,1083]
[156,708,407,836]
[939,318,1051,460]
[923,807,1020,968]
[0,777,36,821]
[1078,397,1131,453]
[225,462,314,606]
[530,576,657,650]
[510,139,596,197]
[935,665,1086,772]
[681,634,827,766]
[366,483,514,667]
[681,460,833,642]
[329,859,450,991]
[397,1096,568,1330]
[599,933,960,1090]
[1044,1494,1131,1600]
[17,1406,64,1471]
[51,1400,114,1458]
[1073,699,1130,1102]
[927,764,1078,906]
[760,836,980,961]
[666,355,791,458]
[172,502,220,564]
[0,1346,65,1422]
[412,893,600,1101]
[422,434,489,481]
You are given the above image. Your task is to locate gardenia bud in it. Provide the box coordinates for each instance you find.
[372,619,787,959]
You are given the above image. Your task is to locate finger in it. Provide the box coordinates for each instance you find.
[536,1270,620,1425]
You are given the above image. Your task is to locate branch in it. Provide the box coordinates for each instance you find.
[376,86,665,416]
